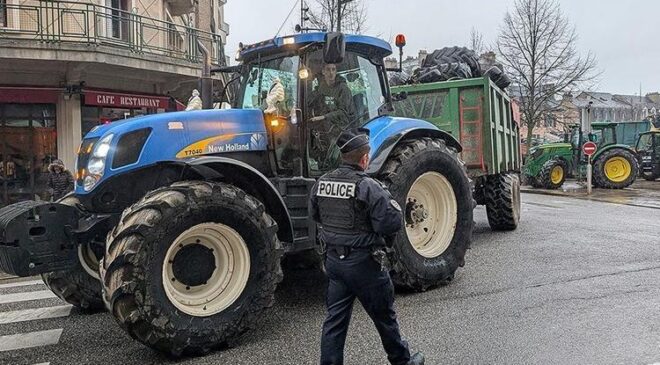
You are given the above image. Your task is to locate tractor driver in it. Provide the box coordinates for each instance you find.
[308,62,356,170]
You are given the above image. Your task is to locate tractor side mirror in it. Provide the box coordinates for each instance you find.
[323,32,346,64]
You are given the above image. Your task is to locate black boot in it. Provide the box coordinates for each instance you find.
[407,352,425,365]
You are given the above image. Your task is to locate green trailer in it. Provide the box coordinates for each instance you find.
[391,77,522,231]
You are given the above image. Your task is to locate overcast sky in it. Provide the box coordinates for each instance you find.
[224,0,660,96]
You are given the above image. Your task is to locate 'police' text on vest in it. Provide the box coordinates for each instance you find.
[317,181,356,199]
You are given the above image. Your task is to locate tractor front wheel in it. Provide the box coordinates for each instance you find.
[380,138,473,291]
[101,181,283,356]
[539,159,567,189]
[593,149,638,189]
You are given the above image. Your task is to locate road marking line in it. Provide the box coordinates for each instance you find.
[0,279,43,289]
[0,305,72,324]
[0,290,57,305]
[0,328,63,352]
[33,363,50,365]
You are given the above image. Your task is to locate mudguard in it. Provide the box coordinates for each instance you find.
[186,157,295,244]
[593,144,636,161]
[365,116,462,175]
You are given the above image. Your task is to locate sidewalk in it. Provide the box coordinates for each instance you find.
[521,179,660,209]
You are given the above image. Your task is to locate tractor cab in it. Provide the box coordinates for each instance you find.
[636,130,660,180]
[224,32,395,176]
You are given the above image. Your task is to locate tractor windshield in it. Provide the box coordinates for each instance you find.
[241,56,300,116]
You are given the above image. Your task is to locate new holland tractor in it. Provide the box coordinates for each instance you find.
[0,33,475,355]
[523,122,640,189]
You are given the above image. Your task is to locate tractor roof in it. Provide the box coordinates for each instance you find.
[239,32,393,62]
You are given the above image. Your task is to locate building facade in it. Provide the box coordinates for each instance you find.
[0,0,229,206]
[516,90,660,153]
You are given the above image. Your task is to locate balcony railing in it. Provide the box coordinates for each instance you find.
[0,0,226,65]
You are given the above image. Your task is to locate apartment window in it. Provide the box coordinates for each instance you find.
[166,12,183,53]
[106,0,129,41]
[1,0,7,28]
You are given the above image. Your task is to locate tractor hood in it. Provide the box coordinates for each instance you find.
[76,109,268,193]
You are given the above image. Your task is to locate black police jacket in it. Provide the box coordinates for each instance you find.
[309,164,403,249]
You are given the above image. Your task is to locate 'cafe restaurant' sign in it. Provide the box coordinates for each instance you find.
[84,90,170,109]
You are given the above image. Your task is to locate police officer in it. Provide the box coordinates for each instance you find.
[309,128,425,365]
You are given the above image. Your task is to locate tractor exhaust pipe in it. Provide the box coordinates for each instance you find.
[197,40,213,110]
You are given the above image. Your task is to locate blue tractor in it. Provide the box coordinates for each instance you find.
[0,32,473,355]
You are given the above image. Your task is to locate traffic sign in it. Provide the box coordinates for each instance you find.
[582,141,597,156]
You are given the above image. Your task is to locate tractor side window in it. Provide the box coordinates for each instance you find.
[242,57,299,116]
[304,50,386,174]
[637,134,652,152]
[350,56,386,124]
[601,128,615,146]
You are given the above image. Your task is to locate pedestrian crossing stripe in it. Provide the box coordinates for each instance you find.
[0,290,57,305]
[0,328,63,352]
[0,279,43,289]
[0,305,72,325]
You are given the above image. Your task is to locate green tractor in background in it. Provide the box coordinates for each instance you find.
[523,121,644,189]
[635,119,660,181]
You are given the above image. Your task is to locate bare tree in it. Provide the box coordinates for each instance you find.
[306,0,368,34]
[497,0,597,147]
[469,27,484,55]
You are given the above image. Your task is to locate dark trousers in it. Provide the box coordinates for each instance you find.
[320,250,410,365]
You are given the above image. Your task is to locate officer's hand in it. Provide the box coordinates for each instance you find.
[309,115,326,123]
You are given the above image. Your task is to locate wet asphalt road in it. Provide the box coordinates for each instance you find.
[1,192,659,365]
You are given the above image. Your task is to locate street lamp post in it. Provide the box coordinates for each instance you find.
[337,0,353,32]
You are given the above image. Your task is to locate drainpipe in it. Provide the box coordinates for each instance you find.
[197,39,213,110]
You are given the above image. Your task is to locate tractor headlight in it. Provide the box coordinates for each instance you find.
[83,134,113,191]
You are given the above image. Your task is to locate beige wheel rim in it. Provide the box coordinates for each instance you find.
[163,223,251,317]
[405,172,457,258]
[78,243,100,280]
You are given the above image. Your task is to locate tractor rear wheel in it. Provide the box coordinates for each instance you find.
[539,159,567,189]
[100,181,283,356]
[485,173,521,231]
[41,195,105,311]
[593,149,638,189]
[380,138,473,291]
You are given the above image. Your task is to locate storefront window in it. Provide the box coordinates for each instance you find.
[81,105,151,137]
[0,104,58,207]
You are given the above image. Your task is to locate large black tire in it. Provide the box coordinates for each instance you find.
[539,159,567,189]
[100,181,283,356]
[380,138,474,291]
[485,173,521,231]
[41,195,105,311]
[388,71,410,86]
[593,149,639,189]
[423,47,481,76]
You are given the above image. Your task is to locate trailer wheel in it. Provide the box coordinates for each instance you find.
[539,159,567,189]
[41,195,105,311]
[100,181,283,356]
[485,173,520,231]
[593,149,638,189]
[380,138,473,291]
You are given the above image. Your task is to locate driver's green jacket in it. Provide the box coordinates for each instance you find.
[310,77,356,127]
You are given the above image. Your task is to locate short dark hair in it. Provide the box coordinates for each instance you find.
[341,144,370,165]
